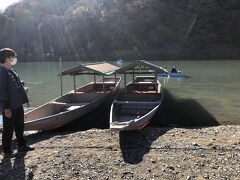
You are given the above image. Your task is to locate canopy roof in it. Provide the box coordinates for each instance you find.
[61,62,119,76]
[114,60,168,74]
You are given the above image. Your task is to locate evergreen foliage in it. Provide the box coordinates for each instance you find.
[0,0,239,61]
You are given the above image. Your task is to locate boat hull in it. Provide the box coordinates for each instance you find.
[24,93,111,131]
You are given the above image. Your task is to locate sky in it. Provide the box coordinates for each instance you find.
[0,0,20,12]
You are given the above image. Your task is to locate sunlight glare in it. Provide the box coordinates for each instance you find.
[0,0,20,12]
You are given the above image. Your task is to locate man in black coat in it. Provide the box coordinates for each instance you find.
[0,48,34,157]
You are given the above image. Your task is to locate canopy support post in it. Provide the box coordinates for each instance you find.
[124,73,127,93]
[114,73,117,84]
[73,75,76,93]
[103,75,105,93]
[94,74,96,84]
[59,58,63,96]
[132,68,135,84]
[155,72,158,93]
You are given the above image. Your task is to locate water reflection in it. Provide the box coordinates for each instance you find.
[159,76,185,87]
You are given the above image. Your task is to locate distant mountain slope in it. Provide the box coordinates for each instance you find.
[0,0,239,60]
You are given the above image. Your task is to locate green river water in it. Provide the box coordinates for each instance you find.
[1,60,240,125]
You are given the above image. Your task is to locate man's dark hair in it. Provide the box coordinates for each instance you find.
[0,48,17,63]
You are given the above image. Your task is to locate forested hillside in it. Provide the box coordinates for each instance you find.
[0,0,240,61]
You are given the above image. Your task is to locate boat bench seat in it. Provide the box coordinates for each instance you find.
[95,90,111,93]
[120,109,149,115]
[131,90,157,93]
[114,101,158,111]
[118,102,156,110]
[115,101,158,105]
[66,106,80,111]
[51,102,88,106]
[95,82,116,84]
[121,105,155,110]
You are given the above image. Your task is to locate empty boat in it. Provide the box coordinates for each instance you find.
[110,60,167,131]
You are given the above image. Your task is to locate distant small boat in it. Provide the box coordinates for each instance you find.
[158,72,185,77]
[110,76,163,131]
[149,70,185,77]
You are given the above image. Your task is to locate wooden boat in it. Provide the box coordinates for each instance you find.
[1,62,120,131]
[110,76,163,131]
[24,77,120,131]
[110,60,166,131]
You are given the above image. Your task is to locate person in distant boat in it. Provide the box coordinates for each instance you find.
[0,48,34,157]
[171,65,178,73]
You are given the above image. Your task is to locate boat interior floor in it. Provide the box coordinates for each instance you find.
[111,92,162,124]
[116,103,156,121]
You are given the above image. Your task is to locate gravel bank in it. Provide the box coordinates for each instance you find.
[0,126,240,179]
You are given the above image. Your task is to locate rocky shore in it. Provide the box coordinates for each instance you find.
[0,125,239,179]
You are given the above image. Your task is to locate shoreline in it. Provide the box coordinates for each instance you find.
[0,125,239,179]
[13,59,240,63]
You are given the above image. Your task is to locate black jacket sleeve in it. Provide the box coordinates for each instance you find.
[0,71,9,111]
[0,71,8,101]
[2,100,9,109]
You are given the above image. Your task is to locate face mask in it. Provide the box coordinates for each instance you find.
[11,58,17,65]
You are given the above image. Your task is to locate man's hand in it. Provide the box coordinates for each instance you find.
[5,109,12,118]
[26,102,30,108]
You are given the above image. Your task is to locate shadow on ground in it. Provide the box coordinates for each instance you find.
[119,89,219,164]
[119,128,168,164]
[0,151,33,180]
